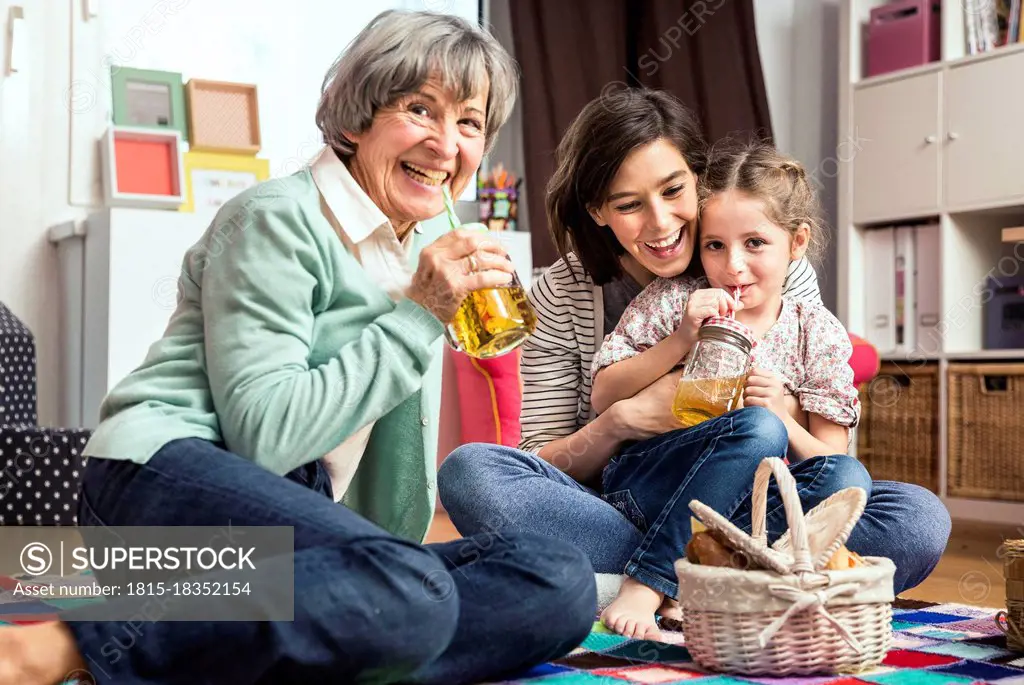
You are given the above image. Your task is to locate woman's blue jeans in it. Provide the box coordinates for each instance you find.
[439,406,951,598]
[63,438,596,685]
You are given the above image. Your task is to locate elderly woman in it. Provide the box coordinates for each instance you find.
[0,11,595,685]
[439,89,952,628]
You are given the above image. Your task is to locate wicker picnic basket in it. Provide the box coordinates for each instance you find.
[675,457,895,676]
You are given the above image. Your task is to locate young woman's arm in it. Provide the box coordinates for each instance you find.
[538,372,685,483]
[518,262,684,483]
[518,261,635,482]
[518,262,591,455]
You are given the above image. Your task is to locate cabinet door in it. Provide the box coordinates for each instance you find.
[852,72,942,223]
[945,51,1024,210]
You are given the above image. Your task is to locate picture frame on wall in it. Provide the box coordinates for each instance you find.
[180,151,270,215]
[185,79,262,155]
[101,126,187,209]
[110,66,188,140]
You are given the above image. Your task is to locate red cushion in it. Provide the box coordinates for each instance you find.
[848,332,880,386]
[450,349,522,447]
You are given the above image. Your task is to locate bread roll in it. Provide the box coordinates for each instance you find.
[686,531,757,570]
[824,545,865,570]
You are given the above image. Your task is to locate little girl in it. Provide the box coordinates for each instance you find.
[590,139,865,639]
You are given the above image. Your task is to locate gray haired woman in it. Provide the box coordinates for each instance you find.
[0,11,595,685]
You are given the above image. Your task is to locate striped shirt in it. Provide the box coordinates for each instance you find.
[519,256,822,453]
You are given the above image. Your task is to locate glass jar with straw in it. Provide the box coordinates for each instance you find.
[672,289,754,427]
[439,186,537,359]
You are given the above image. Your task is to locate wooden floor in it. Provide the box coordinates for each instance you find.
[428,512,1019,608]
[425,511,461,544]
[901,519,1021,607]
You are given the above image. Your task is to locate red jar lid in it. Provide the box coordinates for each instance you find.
[701,316,756,347]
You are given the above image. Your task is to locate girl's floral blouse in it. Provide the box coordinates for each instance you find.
[593,275,861,428]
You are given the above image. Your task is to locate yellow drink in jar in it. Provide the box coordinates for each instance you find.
[672,375,747,427]
[447,283,537,359]
[438,188,537,359]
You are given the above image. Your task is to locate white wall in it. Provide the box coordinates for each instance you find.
[0,1,80,427]
[754,0,798,153]
[482,0,530,236]
[754,0,842,312]
[69,0,480,207]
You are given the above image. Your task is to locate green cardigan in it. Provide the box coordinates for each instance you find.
[83,168,448,542]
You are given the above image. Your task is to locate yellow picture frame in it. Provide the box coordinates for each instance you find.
[180,151,270,214]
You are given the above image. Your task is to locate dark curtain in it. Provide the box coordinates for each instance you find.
[509,0,630,268]
[510,0,773,269]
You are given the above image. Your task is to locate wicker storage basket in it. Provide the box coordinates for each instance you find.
[948,363,1024,501]
[676,458,895,676]
[998,540,1024,650]
[856,363,939,492]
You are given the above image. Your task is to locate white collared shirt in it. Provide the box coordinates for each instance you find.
[310,146,421,501]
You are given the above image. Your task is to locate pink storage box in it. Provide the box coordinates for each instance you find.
[865,0,941,77]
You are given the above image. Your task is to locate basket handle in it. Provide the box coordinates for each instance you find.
[750,457,814,574]
[978,374,1010,395]
[996,610,1024,644]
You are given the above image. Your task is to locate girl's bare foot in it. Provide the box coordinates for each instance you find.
[0,622,87,685]
[656,596,684,632]
[600,576,663,640]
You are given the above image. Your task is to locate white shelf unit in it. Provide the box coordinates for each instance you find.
[839,0,1024,524]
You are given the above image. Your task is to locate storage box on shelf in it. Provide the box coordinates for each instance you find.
[947,363,1024,502]
[839,0,1024,522]
[864,0,942,78]
[857,363,940,493]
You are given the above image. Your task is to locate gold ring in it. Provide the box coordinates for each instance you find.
[468,254,479,273]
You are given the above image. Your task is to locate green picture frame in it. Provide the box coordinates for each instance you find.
[110,66,188,141]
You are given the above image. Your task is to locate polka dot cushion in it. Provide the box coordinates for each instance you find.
[2,302,90,526]
[0,303,38,427]
[0,427,88,526]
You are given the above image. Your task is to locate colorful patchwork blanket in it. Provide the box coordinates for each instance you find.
[2,575,1020,684]
[497,600,1024,684]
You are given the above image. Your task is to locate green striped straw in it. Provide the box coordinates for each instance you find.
[442,185,460,231]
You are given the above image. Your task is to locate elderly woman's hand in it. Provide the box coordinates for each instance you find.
[408,228,516,323]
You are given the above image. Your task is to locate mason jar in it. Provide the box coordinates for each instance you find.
[672,316,755,428]
[442,223,538,359]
